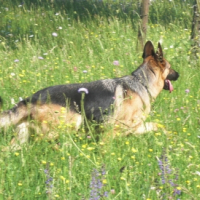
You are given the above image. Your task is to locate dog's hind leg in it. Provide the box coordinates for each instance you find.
[10,122,30,150]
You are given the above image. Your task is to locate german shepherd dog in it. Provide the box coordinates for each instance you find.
[0,41,179,150]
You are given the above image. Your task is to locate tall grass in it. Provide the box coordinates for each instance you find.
[0,0,200,199]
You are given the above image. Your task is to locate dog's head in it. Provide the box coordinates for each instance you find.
[142,41,179,92]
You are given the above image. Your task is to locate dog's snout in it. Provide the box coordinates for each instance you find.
[166,69,179,81]
[176,72,179,80]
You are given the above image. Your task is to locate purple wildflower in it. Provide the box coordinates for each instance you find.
[14,59,19,62]
[174,188,181,195]
[89,166,108,200]
[169,179,176,187]
[113,60,119,66]
[78,88,89,94]
[38,56,44,60]
[90,169,101,200]
[103,191,109,197]
[158,159,166,184]
[185,89,190,93]
[157,151,181,199]
[44,167,53,195]
[52,32,58,37]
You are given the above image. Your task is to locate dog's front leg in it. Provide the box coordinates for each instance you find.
[134,122,159,134]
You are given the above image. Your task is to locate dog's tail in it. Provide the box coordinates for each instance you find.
[0,100,29,128]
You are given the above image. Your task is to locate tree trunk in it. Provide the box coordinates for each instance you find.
[191,0,200,57]
[137,0,150,51]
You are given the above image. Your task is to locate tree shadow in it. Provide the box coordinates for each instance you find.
[0,0,194,51]
[0,0,140,50]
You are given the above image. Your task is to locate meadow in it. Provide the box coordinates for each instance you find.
[0,0,200,199]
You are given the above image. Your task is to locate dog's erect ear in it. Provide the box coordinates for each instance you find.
[142,41,156,59]
[156,42,163,61]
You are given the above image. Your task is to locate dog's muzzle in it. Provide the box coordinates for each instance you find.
[164,71,179,92]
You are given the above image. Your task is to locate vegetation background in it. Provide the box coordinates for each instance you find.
[0,0,200,199]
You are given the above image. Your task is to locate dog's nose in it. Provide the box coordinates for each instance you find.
[176,72,179,80]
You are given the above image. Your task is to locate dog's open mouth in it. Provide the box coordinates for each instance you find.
[164,79,173,92]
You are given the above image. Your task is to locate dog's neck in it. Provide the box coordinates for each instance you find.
[132,67,164,99]
[131,74,152,97]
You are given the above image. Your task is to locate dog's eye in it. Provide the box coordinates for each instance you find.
[165,62,170,68]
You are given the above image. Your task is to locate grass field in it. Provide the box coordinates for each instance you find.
[0,1,200,199]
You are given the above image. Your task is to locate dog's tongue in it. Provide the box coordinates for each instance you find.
[167,79,173,92]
